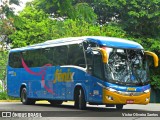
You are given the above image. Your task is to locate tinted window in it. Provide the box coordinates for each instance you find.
[41,48,54,66]
[22,49,42,67]
[93,55,103,79]
[68,44,85,68]
[9,52,22,68]
[9,44,85,68]
[22,48,55,67]
[53,46,68,66]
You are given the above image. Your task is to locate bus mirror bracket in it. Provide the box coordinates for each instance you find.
[144,51,159,67]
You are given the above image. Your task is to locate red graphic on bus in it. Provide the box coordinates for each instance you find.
[21,58,54,94]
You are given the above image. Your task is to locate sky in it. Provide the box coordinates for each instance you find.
[11,0,33,12]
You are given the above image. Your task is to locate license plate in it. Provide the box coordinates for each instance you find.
[126,100,134,104]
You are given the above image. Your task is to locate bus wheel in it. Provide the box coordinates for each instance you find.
[21,87,35,105]
[75,88,86,110]
[116,104,123,110]
[74,90,79,109]
[49,100,63,106]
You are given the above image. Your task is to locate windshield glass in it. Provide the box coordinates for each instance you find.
[104,48,149,86]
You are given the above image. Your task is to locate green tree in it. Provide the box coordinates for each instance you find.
[33,0,73,17]
[0,51,8,80]
[93,0,160,38]
[0,0,19,48]
[9,4,53,47]
[32,0,160,38]
[33,0,97,23]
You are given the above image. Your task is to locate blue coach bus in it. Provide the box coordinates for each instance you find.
[7,36,158,109]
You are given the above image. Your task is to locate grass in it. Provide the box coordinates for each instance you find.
[0,91,20,100]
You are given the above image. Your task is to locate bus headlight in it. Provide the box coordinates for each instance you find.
[144,89,150,93]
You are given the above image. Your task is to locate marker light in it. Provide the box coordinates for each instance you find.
[145,98,149,102]
[144,89,150,93]
[107,87,117,92]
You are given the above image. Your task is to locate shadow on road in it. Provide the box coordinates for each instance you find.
[33,103,148,112]
[8,103,156,117]
[28,103,152,117]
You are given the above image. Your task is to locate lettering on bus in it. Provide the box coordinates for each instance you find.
[53,69,74,83]
[127,87,136,91]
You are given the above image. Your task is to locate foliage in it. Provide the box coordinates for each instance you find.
[0,18,15,49]
[31,0,160,38]
[33,0,97,24]
[0,0,19,17]
[9,5,53,47]
[33,0,73,17]
[72,0,160,38]
[0,0,19,49]
[0,91,20,100]
[71,3,97,23]
[10,17,127,47]
[0,51,8,80]
[151,75,160,90]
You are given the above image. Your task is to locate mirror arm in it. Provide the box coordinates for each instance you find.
[144,51,159,67]
[98,48,108,64]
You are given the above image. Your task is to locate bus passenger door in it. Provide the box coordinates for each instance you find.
[86,50,104,103]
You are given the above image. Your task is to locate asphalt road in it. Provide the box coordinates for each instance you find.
[0,102,159,120]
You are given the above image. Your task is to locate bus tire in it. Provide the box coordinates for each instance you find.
[21,87,35,105]
[75,88,86,110]
[74,90,79,109]
[116,104,123,110]
[49,100,63,106]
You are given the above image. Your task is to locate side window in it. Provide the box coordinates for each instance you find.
[9,52,22,68]
[68,44,86,68]
[93,55,104,79]
[22,49,41,67]
[41,48,54,66]
[53,46,68,66]
[83,41,98,69]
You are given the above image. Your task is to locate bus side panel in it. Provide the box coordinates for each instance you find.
[21,66,69,100]
[51,66,88,101]
[86,75,103,103]
[21,67,54,100]
[65,67,87,100]
[53,66,77,100]
[52,66,104,103]
[7,66,22,97]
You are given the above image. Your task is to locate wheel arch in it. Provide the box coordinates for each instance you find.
[74,84,87,101]
[20,83,27,97]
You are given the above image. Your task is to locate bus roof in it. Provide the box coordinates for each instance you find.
[10,36,143,52]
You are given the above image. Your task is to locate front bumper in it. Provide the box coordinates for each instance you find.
[103,88,150,105]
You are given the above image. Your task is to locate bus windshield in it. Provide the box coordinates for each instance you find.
[104,48,149,86]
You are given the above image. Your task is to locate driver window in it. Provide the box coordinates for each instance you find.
[93,54,104,79]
